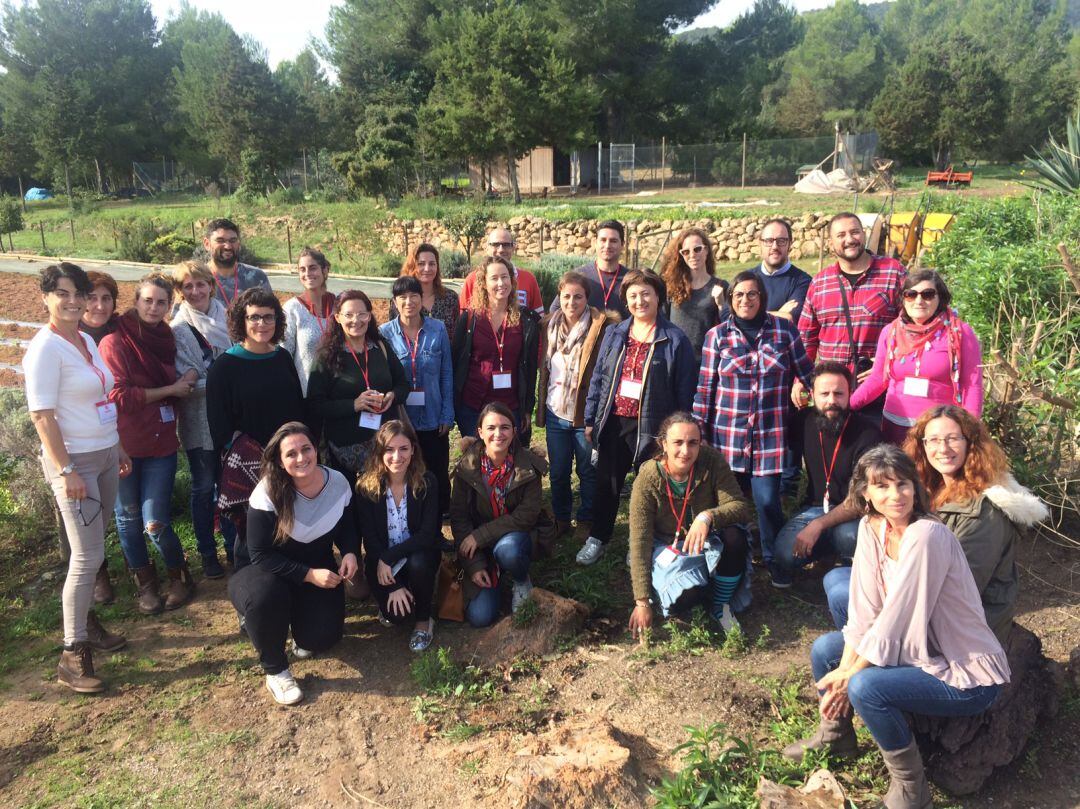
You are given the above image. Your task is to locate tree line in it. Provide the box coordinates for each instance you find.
[1,0,1077,201]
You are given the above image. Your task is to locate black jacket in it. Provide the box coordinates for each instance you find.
[356,471,440,567]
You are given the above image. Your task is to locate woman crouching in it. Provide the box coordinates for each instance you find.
[228,422,359,705]
[785,444,1008,809]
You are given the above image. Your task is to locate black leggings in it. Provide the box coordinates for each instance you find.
[715,525,749,576]
[228,564,345,674]
[364,549,441,624]
[415,429,451,516]
[591,416,640,544]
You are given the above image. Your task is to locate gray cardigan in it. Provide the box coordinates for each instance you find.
[170,320,213,451]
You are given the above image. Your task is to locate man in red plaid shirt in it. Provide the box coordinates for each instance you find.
[794,213,906,409]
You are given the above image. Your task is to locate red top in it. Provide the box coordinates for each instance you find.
[613,335,650,418]
[98,331,180,459]
[462,315,523,411]
[458,267,545,313]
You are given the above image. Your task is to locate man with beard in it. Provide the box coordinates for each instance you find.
[793,213,905,415]
[769,362,882,589]
[202,219,271,308]
[563,220,632,320]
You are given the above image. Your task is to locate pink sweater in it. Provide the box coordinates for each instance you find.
[844,517,1010,689]
[850,318,982,427]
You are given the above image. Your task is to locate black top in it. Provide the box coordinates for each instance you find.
[206,347,307,451]
[799,411,883,508]
[665,277,726,360]
[356,471,440,569]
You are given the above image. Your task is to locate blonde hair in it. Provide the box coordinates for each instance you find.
[470,255,520,326]
[356,420,428,501]
[172,260,214,293]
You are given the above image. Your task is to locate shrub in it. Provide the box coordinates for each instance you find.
[0,389,52,528]
[116,218,159,263]
[69,190,102,215]
[146,232,197,264]
[269,186,305,205]
[0,196,24,237]
[441,249,471,279]
[357,252,404,278]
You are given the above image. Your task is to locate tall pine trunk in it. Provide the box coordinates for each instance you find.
[507,147,521,204]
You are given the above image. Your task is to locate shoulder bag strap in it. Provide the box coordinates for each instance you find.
[836,274,858,367]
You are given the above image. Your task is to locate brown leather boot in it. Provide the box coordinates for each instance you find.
[782,715,859,762]
[93,561,115,605]
[57,642,105,693]
[132,565,163,615]
[164,562,196,610]
[85,610,126,653]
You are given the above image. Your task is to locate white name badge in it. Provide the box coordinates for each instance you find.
[493,372,513,390]
[655,546,679,568]
[902,376,930,398]
[618,379,643,400]
[159,405,176,423]
[95,401,117,425]
[823,496,831,514]
[406,389,426,407]
[358,411,382,430]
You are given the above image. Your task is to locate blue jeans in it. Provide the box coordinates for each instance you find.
[465,531,532,628]
[736,472,783,562]
[186,448,236,561]
[545,409,594,523]
[772,506,859,583]
[824,565,852,629]
[115,453,186,570]
[810,631,1001,750]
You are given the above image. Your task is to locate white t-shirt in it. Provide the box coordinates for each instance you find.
[23,327,118,454]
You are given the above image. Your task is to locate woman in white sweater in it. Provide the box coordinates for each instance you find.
[282,247,336,395]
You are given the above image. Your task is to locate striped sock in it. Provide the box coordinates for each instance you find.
[710,574,742,619]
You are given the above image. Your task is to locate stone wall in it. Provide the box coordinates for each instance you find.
[374,212,833,266]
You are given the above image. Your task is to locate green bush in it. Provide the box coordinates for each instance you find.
[441,249,471,279]
[269,187,305,205]
[69,190,102,215]
[116,218,159,263]
[0,389,52,527]
[0,196,24,237]
[146,232,197,264]
[357,252,404,278]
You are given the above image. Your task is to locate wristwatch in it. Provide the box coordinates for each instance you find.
[58,463,75,476]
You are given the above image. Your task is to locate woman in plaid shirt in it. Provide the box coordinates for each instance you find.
[693,271,814,579]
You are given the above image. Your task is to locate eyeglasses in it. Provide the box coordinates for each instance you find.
[732,291,760,300]
[74,496,102,527]
[488,241,513,249]
[922,435,966,449]
[679,245,705,257]
[761,237,791,246]
[245,313,277,324]
[903,289,939,302]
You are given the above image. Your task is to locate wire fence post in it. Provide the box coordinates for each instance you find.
[660,136,666,193]
[39,222,45,253]
[741,133,747,189]
[69,218,76,248]
[286,223,293,265]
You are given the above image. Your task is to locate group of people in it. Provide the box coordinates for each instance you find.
[25,213,1047,808]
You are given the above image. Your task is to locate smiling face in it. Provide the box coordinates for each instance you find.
[731,279,762,320]
[382,432,414,479]
[484,262,512,305]
[866,473,915,524]
[559,282,587,323]
[903,280,940,324]
[180,277,212,313]
[415,251,439,286]
[660,421,702,478]
[244,305,277,345]
[336,298,371,341]
[487,228,515,261]
[759,221,791,270]
[279,433,318,481]
[395,291,422,321]
[479,411,515,456]
[298,255,327,292]
[829,216,866,263]
[921,416,969,480]
[134,283,171,326]
[679,233,707,273]
[625,282,658,323]
[204,227,239,268]
[83,285,115,328]
[44,277,86,327]
[596,227,623,264]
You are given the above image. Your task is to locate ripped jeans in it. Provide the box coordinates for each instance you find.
[115,453,186,570]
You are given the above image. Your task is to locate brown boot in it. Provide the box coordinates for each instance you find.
[782,715,859,762]
[164,562,196,610]
[879,740,933,809]
[57,642,105,693]
[93,561,115,605]
[132,565,163,615]
[85,610,127,653]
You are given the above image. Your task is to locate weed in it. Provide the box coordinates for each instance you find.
[755,624,772,650]
[443,723,484,742]
[410,647,497,703]
[511,596,539,628]
[720,624,749,659]
[458,757,481,776]
[411,696,446,723]
[667,608,717,656]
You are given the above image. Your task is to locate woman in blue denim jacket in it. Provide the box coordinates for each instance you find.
[380,276,455,516]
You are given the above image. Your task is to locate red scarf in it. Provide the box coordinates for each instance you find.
[886,309,964,405]
[480,452,515,516]
[114,310,177,388]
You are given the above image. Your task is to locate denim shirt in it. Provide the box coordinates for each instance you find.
[380,316,454,431]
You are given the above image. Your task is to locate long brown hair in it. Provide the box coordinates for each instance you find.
[843,444,936,523]
[903,405,1009,509]
[357,420,428,500]
[660,227,716,306]
[401,242,444,296]
[261,422,318,543]
[470,255,520,325]
[317,289,382,372]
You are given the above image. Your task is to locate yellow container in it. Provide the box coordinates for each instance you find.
[887,212,922,264]
[920,212,956,250]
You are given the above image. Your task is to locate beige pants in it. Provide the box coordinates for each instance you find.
[42,444,119,645]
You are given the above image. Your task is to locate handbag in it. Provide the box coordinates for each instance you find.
[217,433,264,517]
[435,556,465,622]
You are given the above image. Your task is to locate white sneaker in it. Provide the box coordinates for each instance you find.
[512,578,534,613]
[290,640,314,660]
[265,669,303,705]
[718,604,741,634]
[576,537,605,566]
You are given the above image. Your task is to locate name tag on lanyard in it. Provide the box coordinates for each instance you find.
[96,401,118,425]
[903,376,930,397]
[358,411,382,430]
[493,372,513,390]
[406,389,426,406]
[618,378,642,399]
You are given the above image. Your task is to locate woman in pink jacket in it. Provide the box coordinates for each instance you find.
[850,269,982,444]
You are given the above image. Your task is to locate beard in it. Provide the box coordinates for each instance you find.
[815,405,849,436]
[213,246,238,268]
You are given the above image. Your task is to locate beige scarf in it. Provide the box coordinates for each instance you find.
[547,310,591,416]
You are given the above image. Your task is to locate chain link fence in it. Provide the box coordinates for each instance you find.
[131,151,346,196]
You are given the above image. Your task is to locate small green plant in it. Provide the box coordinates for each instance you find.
[511,597,539,628]
[755,624,772,650]
[116,218,160,263]
[0,196,24,242]
[667,607,717,656]
[409,647,497,702]
[439,206,490,265]
[720,624,749,658]
[442,723,484,742]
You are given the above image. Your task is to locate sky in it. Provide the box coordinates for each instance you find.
[149,0,835,68]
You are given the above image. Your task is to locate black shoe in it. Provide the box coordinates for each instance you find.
[202,555,226,580]
[767,561,793,589]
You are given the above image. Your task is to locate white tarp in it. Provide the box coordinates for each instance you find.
[794,168,857,194]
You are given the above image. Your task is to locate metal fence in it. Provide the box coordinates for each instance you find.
[131,151,345,196]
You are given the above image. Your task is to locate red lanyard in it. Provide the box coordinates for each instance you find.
[303,292,334,335]
[345,340,371,388]
[212,272,239,308]
[402,323,423,386]
[51,324,107,396]
[663,462,695,542]
[492,316,508,371]
[595,263,620,308]
[628,322,656,380]
[819,414,850,503]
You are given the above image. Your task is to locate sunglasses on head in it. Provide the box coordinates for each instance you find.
[902,289,938,301]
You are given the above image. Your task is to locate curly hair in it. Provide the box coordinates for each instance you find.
[400,242,444,296]
[316,289,383,372]
[843,444,936,522]
[469,255,520,326]
[356,419,428,501]
[227,287,285,344]
[260,421,318,543]
[660,227,716,306]
[903,405,1009,510]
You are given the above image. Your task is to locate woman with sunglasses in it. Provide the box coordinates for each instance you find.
[282,247,336,396]
[660,227,727,363]
[849,269,982,444]
[26,263,131,693]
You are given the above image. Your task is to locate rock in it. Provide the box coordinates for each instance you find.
[756,769,847,809]
[914,624,1062,795]
[507,718,643,809]
[465,588,589,666]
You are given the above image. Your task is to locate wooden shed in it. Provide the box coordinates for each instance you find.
[469,147,578,194]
